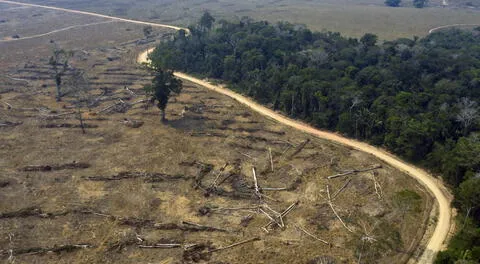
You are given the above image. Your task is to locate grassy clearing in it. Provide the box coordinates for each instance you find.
[15,0,480,40]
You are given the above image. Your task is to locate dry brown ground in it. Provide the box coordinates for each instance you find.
[0,5,434,264]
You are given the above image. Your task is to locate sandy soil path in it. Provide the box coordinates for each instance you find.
[0,1,452,263]
[139,48,452,264]
[0,20,115,43]
[428,23,480,33]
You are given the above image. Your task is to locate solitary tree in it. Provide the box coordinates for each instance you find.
[413,0,427,8]
[144,67,182,122]
[199,11,215,32]
[143,25,153,38]
[360,33,378,48]
[49,42,72,101]
[64,68,92,134]
[385,0,401,7]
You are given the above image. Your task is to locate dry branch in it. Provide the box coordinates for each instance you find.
[262,187,287,191]
[295,224,330,245]
[208,237,260,253]
[263,201,299,231]
[139,244,182,249]
[371,172,383,199]
[327,164,382,179]
[326,185,353,233]
[0,101,12,109]
[268,147,274,172]
[98,101,124,113]
[252,167,261,198]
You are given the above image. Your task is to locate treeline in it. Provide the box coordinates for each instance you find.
[149,14,480,263]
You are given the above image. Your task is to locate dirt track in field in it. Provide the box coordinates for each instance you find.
[1,0,453,263]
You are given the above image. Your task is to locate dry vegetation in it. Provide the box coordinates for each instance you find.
[13,0,480,40]
[0,4,437,264]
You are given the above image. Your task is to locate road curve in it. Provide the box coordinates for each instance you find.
[0,0,184,31]
[0,1,452,263]
[428,23,480,34]
[139,49,452,264]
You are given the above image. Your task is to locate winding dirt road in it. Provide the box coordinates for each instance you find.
[1,1,453,263]
[428,23,480,34]
[139,49,452,264]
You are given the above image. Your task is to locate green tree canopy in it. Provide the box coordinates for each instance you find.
[144,67,182,122]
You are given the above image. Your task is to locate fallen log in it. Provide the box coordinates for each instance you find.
[0,121,22,127]
[331,178,351,200]
[21,162,90,172]
[288,139,310,159]
[139,244,182,249]
[327,164,382,179]
[1,244,93,257]
[85,171,187,182]
[0,207,68,219]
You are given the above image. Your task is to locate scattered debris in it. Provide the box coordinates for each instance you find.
[122,118,144,128]
[263,201,299,232]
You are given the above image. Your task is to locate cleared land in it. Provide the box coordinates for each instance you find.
[10,0,480,40]
[0,3,435,264]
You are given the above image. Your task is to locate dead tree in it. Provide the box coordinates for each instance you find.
[64,69,92,134]
[456,97,478,135]
[49,41,72,101]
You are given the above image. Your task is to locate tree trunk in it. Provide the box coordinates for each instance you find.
[55,82,61,102]
[161,109,166,122]
[78,109,86,134]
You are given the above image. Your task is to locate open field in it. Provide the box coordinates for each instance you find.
[11,0,480,40]
[0,4,436,264]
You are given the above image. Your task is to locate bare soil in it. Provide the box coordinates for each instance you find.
[0,4,433,264]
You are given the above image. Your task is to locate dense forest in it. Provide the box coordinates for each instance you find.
[149,13,480,263]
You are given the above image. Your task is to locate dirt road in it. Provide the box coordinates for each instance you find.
[0,0,184,31]
[1,1,452,263]
[140,48,453,264]
[428,23,480,34]
[0,20,115,43]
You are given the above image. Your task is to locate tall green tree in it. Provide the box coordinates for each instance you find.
[144,67,182,122]
[413,0,427,8]
[199,11,215,32]
[385,0,401,7]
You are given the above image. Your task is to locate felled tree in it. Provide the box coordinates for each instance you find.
[144,67,182,122]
